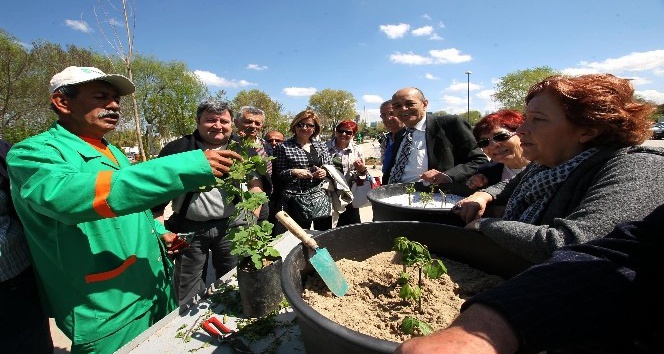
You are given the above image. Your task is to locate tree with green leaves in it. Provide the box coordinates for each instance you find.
[0,30,114,142]
[130,55,208,148]
[307,89,357,134]
[492,66,559,111]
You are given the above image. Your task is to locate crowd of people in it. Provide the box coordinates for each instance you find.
[1,65,662,354]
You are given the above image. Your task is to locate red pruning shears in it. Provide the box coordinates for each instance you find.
[201,316,253,353]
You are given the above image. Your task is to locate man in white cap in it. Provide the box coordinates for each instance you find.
[7,66,243,353]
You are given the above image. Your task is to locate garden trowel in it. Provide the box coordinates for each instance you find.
[276,211,349,297]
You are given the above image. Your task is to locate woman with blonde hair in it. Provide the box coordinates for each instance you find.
[273,110,333,233]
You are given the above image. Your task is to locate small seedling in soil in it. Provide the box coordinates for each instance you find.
[418,184,435,207]
[393,236,447,336]
[404,183,416,206]
[401,316,434,336]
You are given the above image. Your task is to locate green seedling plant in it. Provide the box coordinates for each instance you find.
[418,184,435,208]
[393,236,447,336]
[404,183,416,206]
[220,139,279,270]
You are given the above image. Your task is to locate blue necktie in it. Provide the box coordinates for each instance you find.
[388,128,414,184]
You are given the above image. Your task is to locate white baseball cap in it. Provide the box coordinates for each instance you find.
[49,66,135,96]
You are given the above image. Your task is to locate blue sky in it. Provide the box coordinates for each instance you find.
[2,0,664,124]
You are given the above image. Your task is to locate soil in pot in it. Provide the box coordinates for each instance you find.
[237,256,284,318]
[301,250,503,342]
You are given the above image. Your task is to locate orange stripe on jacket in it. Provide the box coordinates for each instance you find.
[85,255,137,283]
[93,170,117,218]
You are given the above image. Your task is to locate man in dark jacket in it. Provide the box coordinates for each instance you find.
[152,100,264,305]
[383,87,487,190]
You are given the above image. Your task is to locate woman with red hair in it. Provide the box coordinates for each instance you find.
[465,110,530,189]
[326,120,367,226]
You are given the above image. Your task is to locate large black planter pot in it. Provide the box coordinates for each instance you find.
[368,182,472,226]
[237,256,283,318]
[281,222,533,354]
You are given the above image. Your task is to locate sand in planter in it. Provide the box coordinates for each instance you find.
[302,251,504,343]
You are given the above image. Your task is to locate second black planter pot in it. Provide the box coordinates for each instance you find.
[237,256,283,318]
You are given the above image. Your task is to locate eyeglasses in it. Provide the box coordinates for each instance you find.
[380,112,396,119]
[296,122,315,129]
[477,131,515,148]
[267,139,283,143]
[336,129,353,136]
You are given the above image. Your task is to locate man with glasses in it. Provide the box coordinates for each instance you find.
[378,99,405,174]
[264,130,285,155]
[383,87,487,189]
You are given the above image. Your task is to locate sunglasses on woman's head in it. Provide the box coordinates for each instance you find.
[296,122,315,129]
[477,131,515,148]
[336,129,353,136]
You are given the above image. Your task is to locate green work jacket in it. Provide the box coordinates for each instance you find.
[7,123,216,344]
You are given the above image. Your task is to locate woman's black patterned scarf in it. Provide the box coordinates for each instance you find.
[503,147,599,224]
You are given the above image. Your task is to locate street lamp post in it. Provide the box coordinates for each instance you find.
[465,71,472,124]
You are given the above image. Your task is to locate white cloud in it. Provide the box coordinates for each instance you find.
[247,64,268,71]
[391,48,471,66]
[477,89,496,100]
[362,94,384,104]
[627,76,650,85]
[65,20,93,33]
[448,81,467,92]
[108,18,122,27]
[390,52,432,65]
[429,33,443,41]
[425,73,439,80]
[429,48,472,64]
[447,80,480,92]
[412,26,434,37]
[442,95,466,106]
[283,87,317,97]
[637,89,664,104]
[422,14,432,21]
[193,70,255,88]
[16,40,31,50]
[563,50,664,75]
[438,21,445,29]
[379,23,410,39]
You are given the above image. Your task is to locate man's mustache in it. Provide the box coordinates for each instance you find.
[97,110,120,118]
